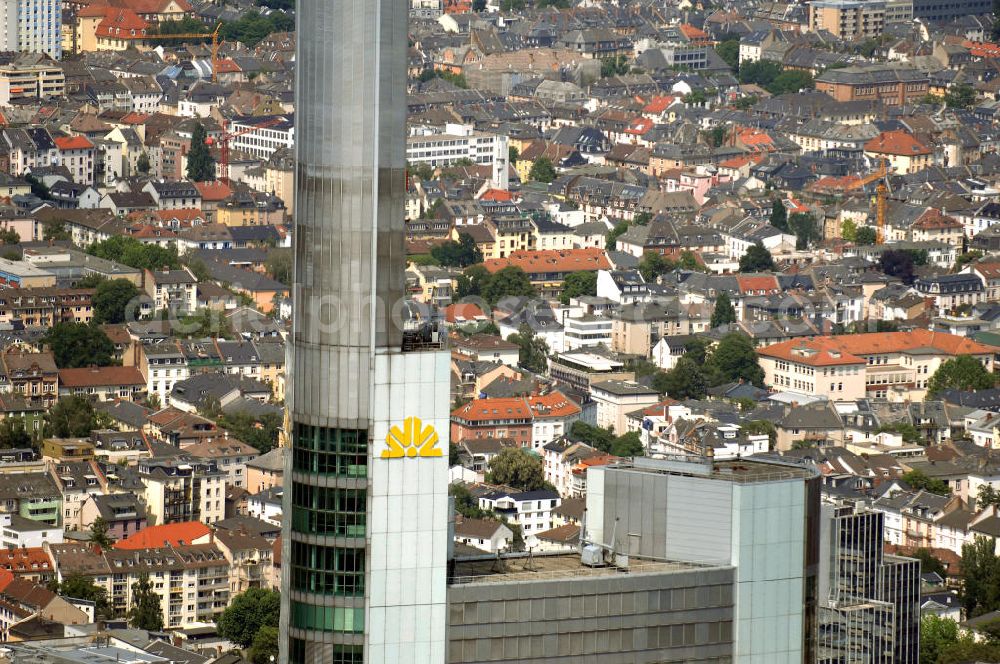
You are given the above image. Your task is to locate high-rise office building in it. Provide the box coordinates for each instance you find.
[817,501,920,664]
[445,456,822,664]
[0,0,62,59]
[280,0,451,662]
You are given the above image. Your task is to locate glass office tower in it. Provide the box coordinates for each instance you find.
[280,0,451,662]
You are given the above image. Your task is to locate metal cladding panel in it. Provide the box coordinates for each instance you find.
[292,0,407,358]
[665,476,733,566]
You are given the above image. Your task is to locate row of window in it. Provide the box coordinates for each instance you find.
[292,424,368,478]
[290,601,364,634]
[290,483,366,537]
[290,541,364,596]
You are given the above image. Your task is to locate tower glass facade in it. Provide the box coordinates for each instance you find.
[281,0,450,661]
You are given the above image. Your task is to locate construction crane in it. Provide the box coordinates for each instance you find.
[844,158,889,244]
[150,23,223,83]
[205,117,283,182]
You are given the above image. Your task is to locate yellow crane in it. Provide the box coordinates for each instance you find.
[845,158,889,244]
[150,22,223,83]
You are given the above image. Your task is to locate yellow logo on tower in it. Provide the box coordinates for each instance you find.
[381,417,442,458]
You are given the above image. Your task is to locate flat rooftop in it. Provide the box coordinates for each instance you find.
[449,551,718,586]
[612,455,818,484]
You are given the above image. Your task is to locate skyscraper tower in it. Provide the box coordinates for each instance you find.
[280,0,451,662]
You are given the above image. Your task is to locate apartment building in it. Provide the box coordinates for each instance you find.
[139,341,189,405]
[143,267,198,315]
[451,392,582,449]
[0,288,94,327]
[814,65,929,105]
[57,366,146,401]
[0,54,64,106]
[407,123,509,189]
[759,330,998,401]
[228,114,295,162]
[0,472,60,525]
[478,488,561,535]
[0,348,59,409]
[808,0,885,39]
[0,0,62,58]
[137,458,226,526]
[591,380,661,434]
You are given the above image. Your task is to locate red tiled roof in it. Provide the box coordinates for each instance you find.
[0,548,51,577]
[527,391,581,419]
[642,96,676,114]
[480,189,513,202]
[59,366,145,388]
[443,303,486,323]
[760,330,1000,367]
[54,136,94,151]
[864,130,931,156]
[114,522,210,549]
[483,248,611,276]
[452,397,531,422]
[736,275,780,294]
[193,180,232,201]
[95,7,150,37]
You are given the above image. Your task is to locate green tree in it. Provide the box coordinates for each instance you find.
[770,199,788,231]
[0,228,19,244]
[733,94,758,111]
[944,83,976,109]
[710,292,737,328]
[610,431,644,457]
[485,447,549,491]
[127,572,163,631]
[568,422,616,450]
[43,322,115,368]
[56,574,109,613]
[528,157,557,183]
[217,588,281,648]
[841,218,858,242]
[902,469,951,496]
[560,271,597,305]
[600,55,629,77]
[508,145,519,165]
[880,249,916,284]
[963,536,1000,618]
[912,548,946,578]
[767,70,814,95]
[605,221,629,250]
[136,152,150,175]
[481,266,535,305]
[703,126,727,147]
[683,338,712,365]
[855,226,878,245]
[739,243,776,272]
[937,641,1000,663]
[789,212,817,250]
[633,211,653,226]
[0,418,32,448]
[431,232,482,268]
[89,517,113,549]
[716,39,739,70]
[216,411,282,454]
[42,219,71,242]
[921,614,964,664]
[93,279,140,325]
[219,11,293,48]
[250,625,279,664]
[639,252,676,282]
[508,323,548,373]
[683,89,707,105]
[739,59,783,86]
[264,249,292,285]
[706,333,765,387]
[186,123,215,182]
[45,395,101,438]
[455,264,491,299]
[928,356,996,396]
[87,236,181,271]
[655,356,707,400]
